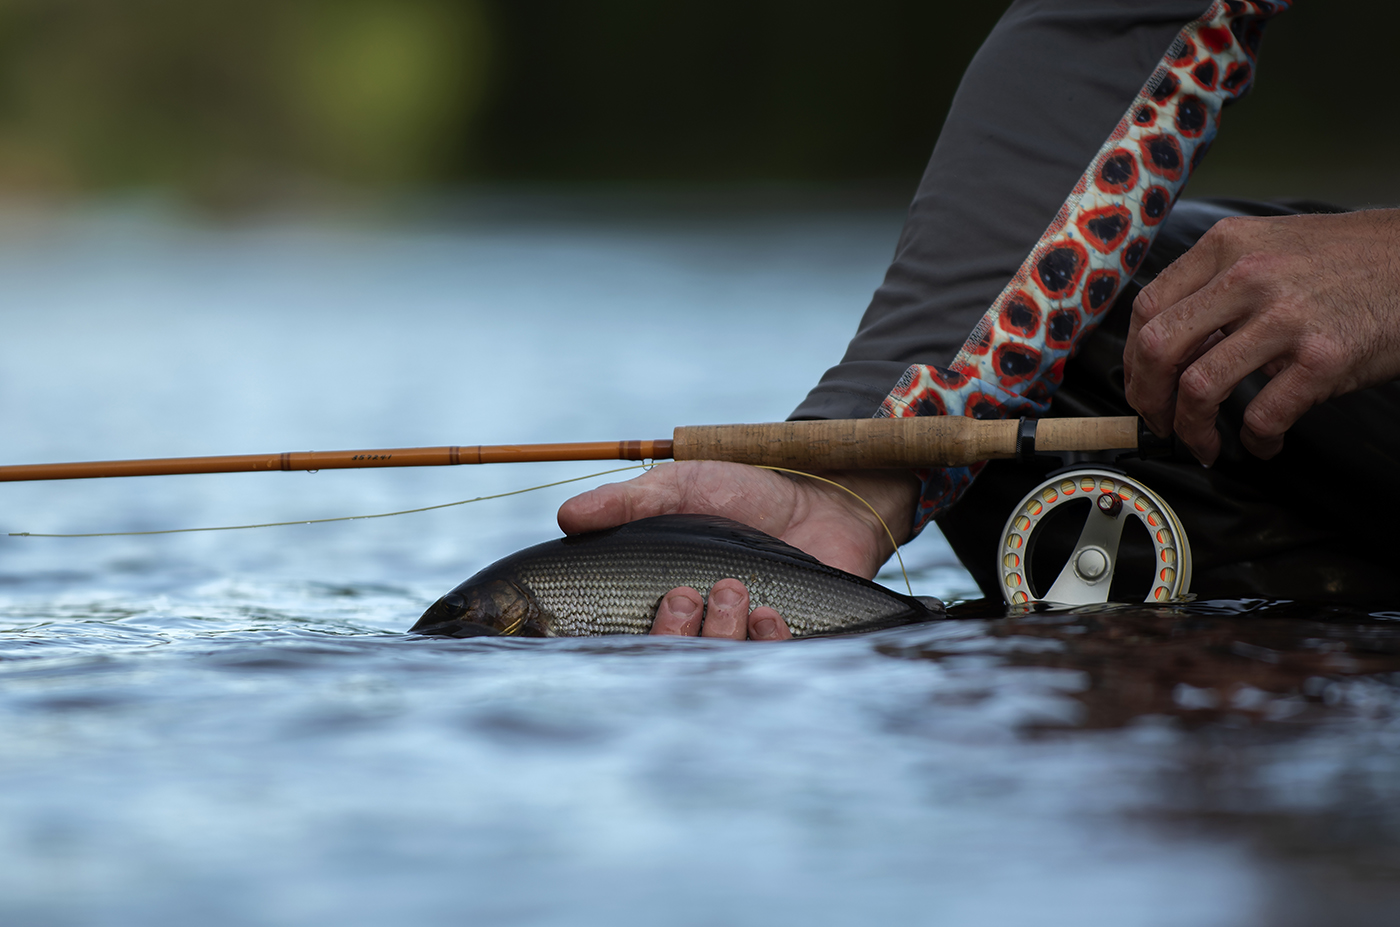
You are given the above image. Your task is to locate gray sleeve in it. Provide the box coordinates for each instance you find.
[790,0,1212,421]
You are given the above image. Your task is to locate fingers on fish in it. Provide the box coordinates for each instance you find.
[652,587,704,636]
[747,606,791,641]
[701,579,750,640]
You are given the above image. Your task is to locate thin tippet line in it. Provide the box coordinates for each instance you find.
[751,465,913,597]
[7,465,650,538]
[9,461,915,598]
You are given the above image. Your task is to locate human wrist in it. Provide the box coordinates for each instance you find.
[808,469,920,558]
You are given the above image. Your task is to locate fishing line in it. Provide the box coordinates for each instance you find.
[6,465,650,538]
[8,460,913,596]
[751,465,913,596]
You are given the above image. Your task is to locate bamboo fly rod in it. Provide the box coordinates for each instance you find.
[0,416,1148,483]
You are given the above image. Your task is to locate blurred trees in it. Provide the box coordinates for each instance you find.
[0,0,1009,200]
[0,0,1393,203]
[0,0,489,199]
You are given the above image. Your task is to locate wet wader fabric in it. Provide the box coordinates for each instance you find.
[939,198,1400,604]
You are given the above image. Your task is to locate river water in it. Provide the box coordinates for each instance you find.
[1,194,1397,926]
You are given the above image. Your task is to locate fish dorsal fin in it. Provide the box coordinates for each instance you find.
[611,514,832,569]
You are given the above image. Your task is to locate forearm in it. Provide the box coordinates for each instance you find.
[792,0,1216,421]
[792,0,1291,532]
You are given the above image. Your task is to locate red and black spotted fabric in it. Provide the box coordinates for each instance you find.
[877,0,1289,531]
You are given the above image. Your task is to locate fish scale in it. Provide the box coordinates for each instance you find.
[413,514,942,639]
[516,540,908,636]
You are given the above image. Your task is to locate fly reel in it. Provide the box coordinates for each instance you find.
[997,468,1191,606]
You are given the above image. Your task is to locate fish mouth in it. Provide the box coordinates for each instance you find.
[411,612,500,638]
[410,592,500,637]
[410,581,543,638]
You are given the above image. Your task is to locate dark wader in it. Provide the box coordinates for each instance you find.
[937,199,1400,604]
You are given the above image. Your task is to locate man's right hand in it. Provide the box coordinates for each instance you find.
[557,460,920,639]
[1124,208,1400,465]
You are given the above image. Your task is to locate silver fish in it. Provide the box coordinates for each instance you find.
[411,514,943,638]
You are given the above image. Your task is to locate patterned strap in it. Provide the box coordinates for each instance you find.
[878,0,1290,533]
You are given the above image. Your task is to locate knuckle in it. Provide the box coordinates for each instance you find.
[1134,316,1171,363]
[1210,216,1244,237]
[1176,364,1215,405]
[1295,333,1346,373]
[1220,253,1269,287]
[1241,404,1286,440]
[1209,215,1256,243]
[1132,285,1162,323]
[1197,223,1231,254]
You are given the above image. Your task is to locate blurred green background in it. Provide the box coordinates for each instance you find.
[0,0,1391,208]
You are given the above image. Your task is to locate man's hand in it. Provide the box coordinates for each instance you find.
[1124,209,1400,466]
[650,579,791,641]
[557,460,919,639]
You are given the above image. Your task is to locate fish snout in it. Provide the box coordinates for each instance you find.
[410,579,542,637]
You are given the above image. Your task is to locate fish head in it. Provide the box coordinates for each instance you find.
[410,578,545,637]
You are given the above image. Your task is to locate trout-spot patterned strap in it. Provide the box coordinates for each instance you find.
[877,0,1290,532]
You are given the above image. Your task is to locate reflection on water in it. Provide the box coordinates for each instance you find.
[917,599,1400,728]
[1,198,1398,926]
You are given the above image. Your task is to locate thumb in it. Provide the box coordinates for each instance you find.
[557,468,682,534]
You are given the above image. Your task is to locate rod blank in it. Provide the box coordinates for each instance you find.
[0,417,1142,483]
[0,441,673,483]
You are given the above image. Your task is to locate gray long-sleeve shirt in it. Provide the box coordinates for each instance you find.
[790,0,1216,421]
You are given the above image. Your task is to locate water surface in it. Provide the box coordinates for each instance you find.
[1,196,1397,926]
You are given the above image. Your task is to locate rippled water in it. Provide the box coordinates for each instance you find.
[2,196,1398,926]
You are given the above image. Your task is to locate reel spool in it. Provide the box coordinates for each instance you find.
[997,468,1191,606]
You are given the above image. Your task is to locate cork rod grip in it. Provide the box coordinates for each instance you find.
[670,416,1140,469]
[1034,416,1139,454]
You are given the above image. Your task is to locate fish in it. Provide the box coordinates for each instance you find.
[410,514,944,638]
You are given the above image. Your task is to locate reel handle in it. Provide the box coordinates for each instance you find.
[672,416,1142,469]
